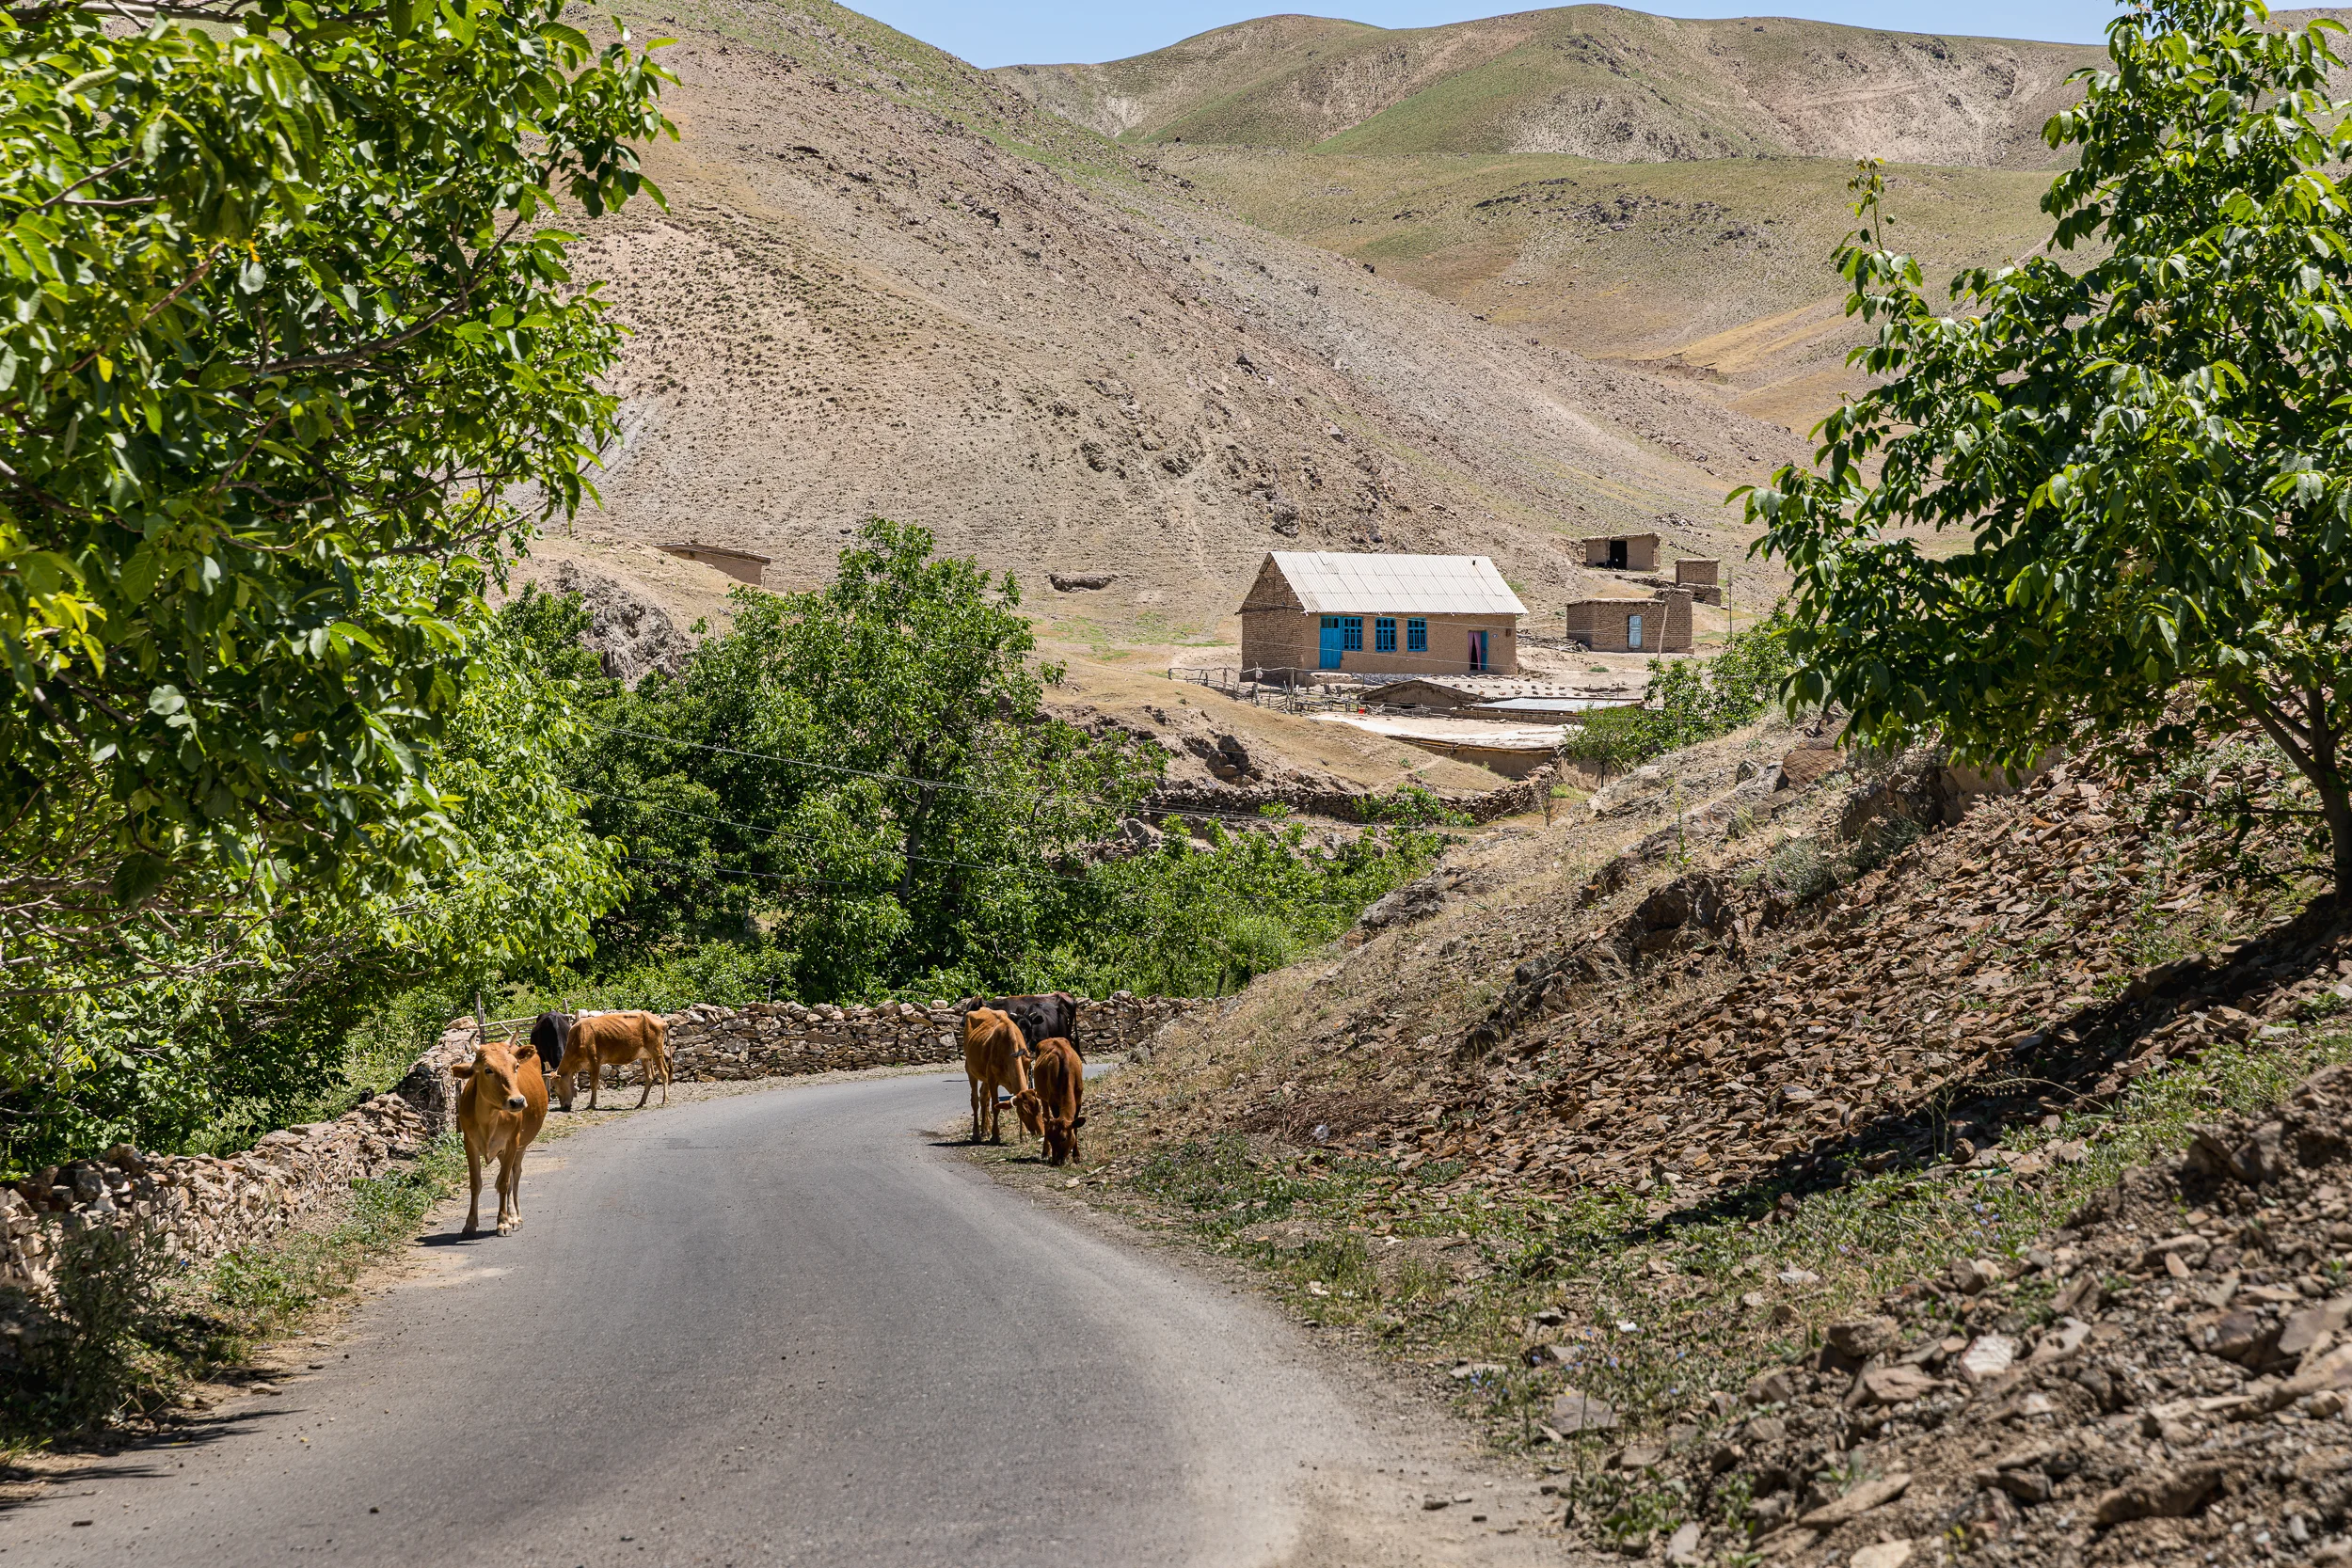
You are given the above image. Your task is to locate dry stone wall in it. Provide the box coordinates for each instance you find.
[403,991,1211,1133]
[1,1094,429,1288]
[2,990,1207,1289]
[662,992,1207,1085]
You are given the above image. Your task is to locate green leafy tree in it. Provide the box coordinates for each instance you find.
[0,0,673,984]
[1560,613,1793,774]
[1740,0,2352,888]
[1073,817,1448,997]
[569,518,1169,1000]
[1,578,620,1170]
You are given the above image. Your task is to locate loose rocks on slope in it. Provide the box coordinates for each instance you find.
[1609,1067,2352,1568]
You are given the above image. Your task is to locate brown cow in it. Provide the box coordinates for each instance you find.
[961,1006,1036,1145]
[450,1035,548,1236]
[1029,1036,1086,1167]
[550,1010,672,1111]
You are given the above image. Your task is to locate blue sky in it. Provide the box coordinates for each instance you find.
[857,1,2125,68]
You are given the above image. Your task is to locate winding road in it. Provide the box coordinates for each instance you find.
[2,1069,1563,1567]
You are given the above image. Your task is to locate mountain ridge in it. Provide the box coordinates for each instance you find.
[993,5,2106,167]
[550,0,1804,661]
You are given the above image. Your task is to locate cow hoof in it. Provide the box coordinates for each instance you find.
[462,1223,479,1237]
[497,1221,516,1236]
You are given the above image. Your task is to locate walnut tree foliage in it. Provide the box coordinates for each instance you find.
[1740,0,2352,891]
[0,0,672,987]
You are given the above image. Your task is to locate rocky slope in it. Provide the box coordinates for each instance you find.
[995,7,2103,167]
[562,0,1807,650]
[1111,725,2348,1204]
[1621,1070,2352,1567]
[1076,721,2352,1564]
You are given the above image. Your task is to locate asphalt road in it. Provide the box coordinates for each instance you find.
[0,1070,1551,1567]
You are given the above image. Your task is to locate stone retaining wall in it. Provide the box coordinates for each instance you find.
[401,991,1211,1134]
[2,990,1208,1288]
[1146,763,1559,828]
[1,1094,430,1288]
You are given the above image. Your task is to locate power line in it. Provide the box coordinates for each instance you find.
[580,788,1104,884]
[579,721,1379,832]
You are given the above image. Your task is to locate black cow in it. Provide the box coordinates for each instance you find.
[528,1012,573,1104]
[982,992,1082,1059]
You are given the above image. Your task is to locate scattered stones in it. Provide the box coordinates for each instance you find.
[1359,756,2352,1203]
[2090,1462,2228,1525]
[1851,1364,1941,1407]
[1956,1334,2017,1384]
[1797,1473,1910,1528]
[1550,1390,1620,1433]
[1622,1066,2352,1568]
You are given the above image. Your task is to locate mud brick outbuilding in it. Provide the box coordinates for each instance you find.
[1562,588,1693,654]
[1581,532,1659,572]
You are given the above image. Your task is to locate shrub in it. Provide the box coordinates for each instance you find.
[4,1223,172,1433]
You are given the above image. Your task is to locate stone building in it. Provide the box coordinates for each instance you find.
[1239,551,1526,677]
[1563,588,1693,653]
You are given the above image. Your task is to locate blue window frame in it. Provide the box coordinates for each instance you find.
[1375,616,1397,653]
[1342,616,1363,651]
[1406,617,1426,652]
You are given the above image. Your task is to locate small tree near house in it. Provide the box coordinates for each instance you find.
[1740,0,2352,892]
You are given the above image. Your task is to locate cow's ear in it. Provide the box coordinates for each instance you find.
[1072,1116,1089,1130]
[449,1063,475,1079]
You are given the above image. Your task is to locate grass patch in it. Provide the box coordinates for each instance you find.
[0,1135,463,1444]
[1100,1016,2352,1486]
[204,1134,464,1335]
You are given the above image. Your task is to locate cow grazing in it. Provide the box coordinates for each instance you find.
[551,1009,672,1111]
[988,991,1083,1059]
[1029,1037,1086,1167]
[961,1006,1035,1146]
[450,1035,549,1236]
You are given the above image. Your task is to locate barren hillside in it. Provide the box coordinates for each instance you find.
[1158,145,2059,433]
[559,0,1808,661]
[994,7,2103,167]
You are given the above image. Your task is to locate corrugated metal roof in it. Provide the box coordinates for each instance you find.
[1268,551,1526,616]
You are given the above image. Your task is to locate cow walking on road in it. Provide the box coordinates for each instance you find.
[1028,1037,1086,1167]
[549,1010,672,1111]
[451,1035,549,1236]
[962,1007,1037,1146]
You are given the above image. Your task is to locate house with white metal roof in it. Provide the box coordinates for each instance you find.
[1238,551,1527,677]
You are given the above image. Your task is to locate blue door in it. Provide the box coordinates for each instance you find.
[1319,615,1344,670]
